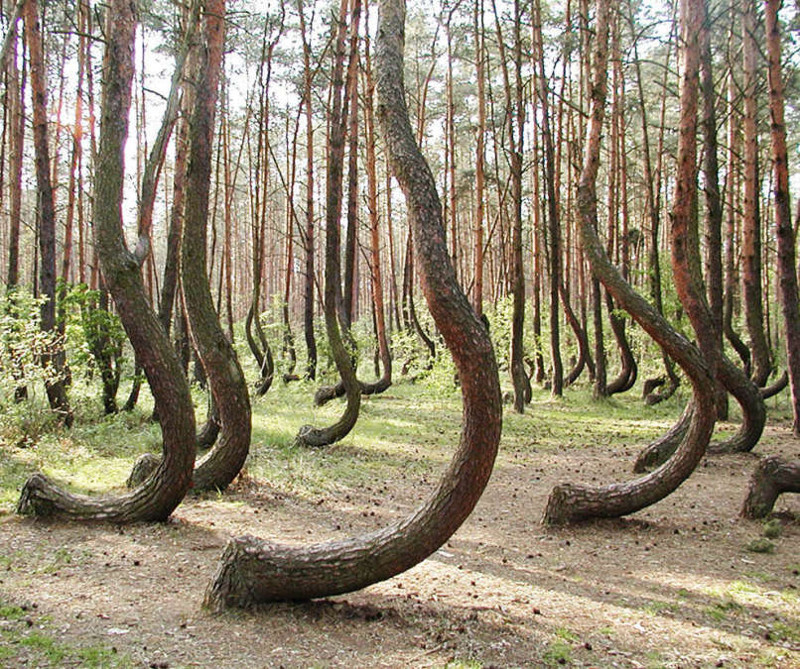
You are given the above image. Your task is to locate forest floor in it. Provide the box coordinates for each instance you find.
[0,380,798,668]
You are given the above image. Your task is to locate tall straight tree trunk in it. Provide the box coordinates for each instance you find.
[23,0,72,425]
[6,11,22,289]
[18,0,196,521]
[473,0,486,316]
[245,20,280,397]
[362,2,391,393]
[299,0,317,380]
[723,23,750,373]
[204,0,501,606]
[282,109,298,380]
[700,8,727,418]
[765,0,800,436]
[530,126,546,384]
[493,0,529,411]
[5,9,27,402]
[158,112,189,336]
[631,3,679,404]
[634,0,765,470]
[342,4,360,330]
[741,0,771,387]
[532,0,563,396]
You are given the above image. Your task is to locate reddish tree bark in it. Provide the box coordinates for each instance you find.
[741,0,771,387]
[24,0,72,425]
[203,0,501,607]
[543,0,716,525]
[180,0,251,491]
[18,0,196,522]
[765,0,800,436]
[741,455,800,519]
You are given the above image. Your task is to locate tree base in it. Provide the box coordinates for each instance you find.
[741,455,800,519]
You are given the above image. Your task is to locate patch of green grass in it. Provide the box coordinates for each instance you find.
[746,538,776,554]
[20,632,67,664]
[644,650,667,669]
[77,644,133,668]
[0,602,26,620]
[0,597,132,668]
[553,627,579,643]
[705,599,744,622]
[643,600,680,616]
[543,639,572,666]
[768,621,800,644]
[727,580,759,597]
[763,519,783,539]
[443,659,483,669]
[744,570,773,583]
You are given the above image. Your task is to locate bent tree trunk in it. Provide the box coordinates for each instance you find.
[542,0,716,525]
[635,353,765,471]
[295,0,361,448]
[761,371,788,399]
[17,0,196,521]
[561,282,593,387]
[181,0,251,491]
[741,455,800,519]
[203,0,501,607]
[245,304,275,397]
[605,292,637,395]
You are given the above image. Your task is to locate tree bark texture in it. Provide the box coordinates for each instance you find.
[17,0,196,522]
[542,0,716,526]
[180,0,251,491]
[295,0,362,448]
[24,0,72,424]
[298,0,317,380]
[740,455,800,519]
[203,0,501,607]
[741,1,771,387]
[765,0,800,436]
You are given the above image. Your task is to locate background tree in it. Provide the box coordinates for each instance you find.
[17,0,197,521]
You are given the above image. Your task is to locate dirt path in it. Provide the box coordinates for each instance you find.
[1,417,798,668]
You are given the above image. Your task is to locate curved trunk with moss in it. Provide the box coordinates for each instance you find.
[760,371,788,399]
[245,304,275,397]
[561,283,593,387]
[605,292,637,395]
[634,0,766,467]
[542,0,716,526]
[636,352,765,471]
[181,0,251,492]
[632,0,765,474]
[203,0,501,607]
[295,0,361,448]
[17,0,196,522]
[643,353,679,405]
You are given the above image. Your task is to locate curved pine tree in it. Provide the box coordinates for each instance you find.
[203,0,501,607]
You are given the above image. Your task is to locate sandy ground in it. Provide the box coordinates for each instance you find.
[0,412,798,668]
